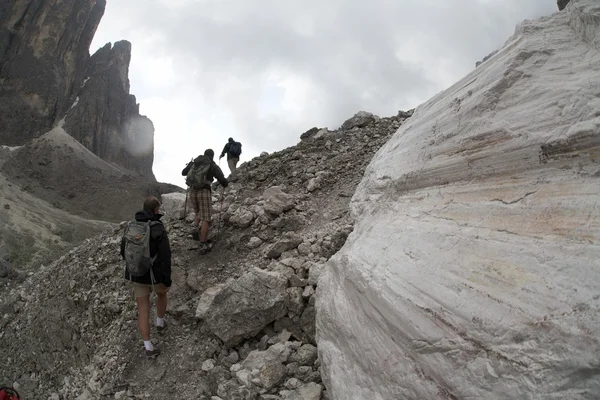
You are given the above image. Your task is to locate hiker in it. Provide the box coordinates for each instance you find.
[120,196,172,359]
[219,137,242,175]
[182,149,228,254]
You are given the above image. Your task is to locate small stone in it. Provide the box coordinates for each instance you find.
[202,359,216,371]
[302,286,315,299]
[114,391,126,399]
[258,363,287,390]
[285,378,302,390]
[289,275,307,288]
[236,369,253,387]
[223,351,240,367]
[248,237,263,248]
[287,287,304,314]
[290,344,318,366]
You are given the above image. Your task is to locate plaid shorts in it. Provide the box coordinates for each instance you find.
[190,188,212,221]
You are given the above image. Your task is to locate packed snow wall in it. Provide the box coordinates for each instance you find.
[317,1,600,399]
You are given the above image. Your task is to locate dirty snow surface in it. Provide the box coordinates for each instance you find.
[317,1,600,400]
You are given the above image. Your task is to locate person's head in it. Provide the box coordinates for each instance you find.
[204,149,214,160]
[143,196,161,215]
[228,137,234,143]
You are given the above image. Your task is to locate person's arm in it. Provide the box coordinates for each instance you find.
[153,225,172,287]
[182,161,193,176]
[159,234,172,287]
[212,163,229,187]
[120,236,126,258]
[220,143,229,159]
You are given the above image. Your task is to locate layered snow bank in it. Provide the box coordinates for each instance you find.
[317,1,600,399]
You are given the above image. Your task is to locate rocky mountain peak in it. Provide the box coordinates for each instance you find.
[0,0,154,178]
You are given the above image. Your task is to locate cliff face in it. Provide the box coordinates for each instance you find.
[0,0,155,178]
[317,0,600,399]
[0,0,105,144]
[63,41,155,179]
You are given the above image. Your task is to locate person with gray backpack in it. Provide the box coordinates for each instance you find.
[120,196,172,358]
[182,149,229,254]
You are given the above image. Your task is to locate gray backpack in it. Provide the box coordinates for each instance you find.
[186,159,212,189]
[122,220,160,278]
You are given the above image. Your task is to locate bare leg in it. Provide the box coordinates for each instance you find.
[200,220,209,242]
[156,292,167,319]
[136,295,151,341]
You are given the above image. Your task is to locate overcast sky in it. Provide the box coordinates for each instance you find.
[91,0,558,187]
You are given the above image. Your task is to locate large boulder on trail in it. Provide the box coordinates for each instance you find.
[265,233,303,259]
[341,111,377,130]
[160,192,188,219]
[263,186,295,216]
[196,268,288,346]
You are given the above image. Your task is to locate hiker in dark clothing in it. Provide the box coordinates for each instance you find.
[182,149,228,254]
[219,137,242,175]
[120,196,172,358]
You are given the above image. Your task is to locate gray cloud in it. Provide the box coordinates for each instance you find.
[91,0,558,185]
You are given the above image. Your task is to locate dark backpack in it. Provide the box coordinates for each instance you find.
[185,159,212,189]
[122,220,160,279]
[229,141,242,157]
[0,387,20,400]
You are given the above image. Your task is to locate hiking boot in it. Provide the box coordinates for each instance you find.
[157,322,168,336]
[199,241,213,255]
[145,348,161,359]
[191,230,199,241]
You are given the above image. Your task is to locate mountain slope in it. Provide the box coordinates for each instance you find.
[0,123,180,222]
[0,110,410,399]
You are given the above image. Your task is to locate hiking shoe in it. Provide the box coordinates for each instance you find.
[199,241,213,255]
[191,230,199,241]
[145,348,161,359]
[157,322,168,336]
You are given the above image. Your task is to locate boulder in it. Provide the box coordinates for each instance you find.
[196,268,288,345]
[341,111,376,130]
[263,186,295,216]
[242,343,291,370]
[281,383,323,400]
[265,233,303,259]
[229,207,255,228]
[160,192,188,219]
[257,363,287,390]
[289,344,318,366]
[300,127,320,140]
[317,2,600,399]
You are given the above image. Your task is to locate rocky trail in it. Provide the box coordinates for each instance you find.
[0,110,412,399]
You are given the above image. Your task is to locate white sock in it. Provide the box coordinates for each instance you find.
[144,340,154,351]
[156,317,165,327]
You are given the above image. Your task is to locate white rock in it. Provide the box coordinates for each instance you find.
[307,263,326,286]
[302,286,315,299]
[236,369,252,387]
[317,3,600,399]
[306,178,320,192]
[201,359,215,371]
[248,237,263,248]
[229,207,255,228]
[263,186,295,216]
[160,192,188,219]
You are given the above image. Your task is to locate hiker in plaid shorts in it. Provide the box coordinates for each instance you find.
[182,149,228,254]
